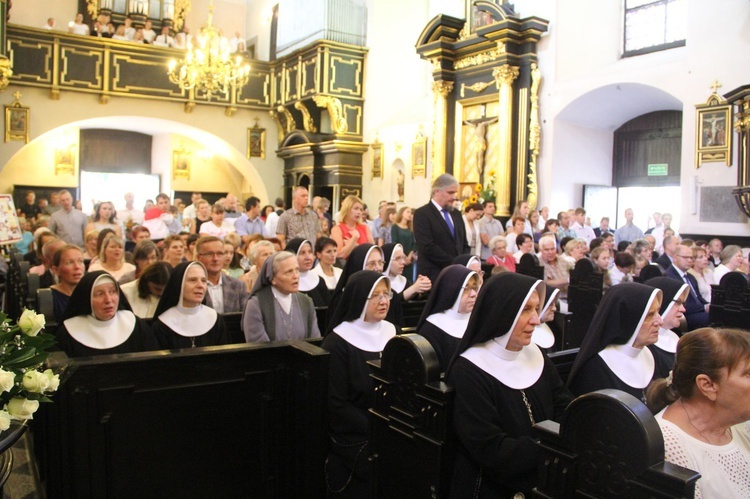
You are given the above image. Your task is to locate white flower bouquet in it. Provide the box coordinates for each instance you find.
[0,309,59,430]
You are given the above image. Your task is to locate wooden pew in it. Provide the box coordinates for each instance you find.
[368,335,697,499]
[534,389,700,498]
[709,271,750,329]
[517,253,545,281]
[40,341,329,498]
[401,298,427,333]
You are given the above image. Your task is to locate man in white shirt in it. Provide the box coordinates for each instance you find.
[182,192,202,222]
[265,197,285,236]
[229,31,246,53]
[119,192,144,237]
[42,18,56,30]
[478,200,504,260]
[173,26,191,49]
[153,26,174,47]
[195,236,249,314]
[571,207,596,245]
[68,13,90,36]
[652,212,680,254]
[141,20,156,43]
[124,17,136,40]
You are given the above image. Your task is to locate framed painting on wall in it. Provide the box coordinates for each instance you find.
[695,90,732,168]
[371,141,383,179]
[248,126,266,159]
[412,131,427,179]
[5,105,29,143]
[172,148,191,181]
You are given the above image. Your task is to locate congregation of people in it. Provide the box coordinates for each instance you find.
[10,176,750,498]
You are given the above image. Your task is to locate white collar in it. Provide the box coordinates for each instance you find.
[298,270,321,292]
[333,318,396,352]
[425,309,470,338]
[531,323,555,348]
[64,311,136,349]
[387,274,407,293]
[654,327,680,353]
[598,344,655,388]
[461,338,544,389]
[271,286,293,314]
[158,304,217,337]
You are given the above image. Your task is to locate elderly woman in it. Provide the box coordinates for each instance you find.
[49,244,86,323]
[713,244,744,283]
[152,261,229,349]
[647,328,750,499]
[322,270,397,497]
[416,265,478,371]
[561,237,587,266]
[285,238,330,307]
[644,277,688,379]
[381,243,432,328]
[328,244,385,323]
[447,273,573,498]
[56,271,158,357]
[88,233,136,283]
[688,245,714,303]
[330,195,375,259]
[567,283,663,401]
[120,261,171,319]
[86,201,122,238]
[242,251,321,342]
[241,240,275,292]
[486,235,516,272]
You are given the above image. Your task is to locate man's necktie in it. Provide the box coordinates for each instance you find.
[442,209,455,238]
[683,273,698,299]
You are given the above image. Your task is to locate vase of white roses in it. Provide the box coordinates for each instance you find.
[0,309,58,454]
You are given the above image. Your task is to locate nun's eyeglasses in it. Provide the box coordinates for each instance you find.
[462,285,480,294]
[369,291,394,302]
[365,260,386,270]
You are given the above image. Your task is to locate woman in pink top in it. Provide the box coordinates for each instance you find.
[330,195,375,259]
[486,235,516,272]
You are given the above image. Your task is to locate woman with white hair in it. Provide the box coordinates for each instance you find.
[241,239,275,292]
[242,251,321,343]
[486,235,515,272]
[713,245,744,282]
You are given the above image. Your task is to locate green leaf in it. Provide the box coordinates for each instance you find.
[13,353,50,369]
[2,349,38,367]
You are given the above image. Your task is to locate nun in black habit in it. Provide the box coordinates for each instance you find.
[415,264,478,371]
[447,272,572,498]
[327,244,384,325]
[285,238,331,307]
[567,282,663,402]
[151,261,229,349]
[321,270,396,498]
[57,271,158,357]
[643,276,688,379]
[531,284,559,351]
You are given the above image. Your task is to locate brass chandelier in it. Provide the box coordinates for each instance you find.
[167,1,250,98]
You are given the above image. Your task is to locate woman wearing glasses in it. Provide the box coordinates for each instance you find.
[416,265,478,371]
[381,243,432,329]
[322,270,396,497]
[328,244,385,324]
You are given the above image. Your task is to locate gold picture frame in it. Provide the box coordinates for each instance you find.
[5,105,29,143]
[172,147,191,180]
[371,140,383,179]
[412,131,427,179]
[55,145,76,175]
[695,93,732,168]
[248,126,266,159]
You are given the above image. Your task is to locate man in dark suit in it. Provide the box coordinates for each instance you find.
[665,245,709,330]
[654,234,679,271]
[195,236,249,314]
[592,217,612,238]
[413,174,470,282]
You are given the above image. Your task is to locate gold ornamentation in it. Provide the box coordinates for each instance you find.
[432,80,454,97]
[431,81,452,179]
[174,0,191,32]
[460,80,493,98]
[99,94,109,105]
[167,1,250,98]
[0,55,13,92]
[454,44,505,70]
[313,95,348,134]
[278,105,296,133]
[527,63,542,209]
[85,0,97,18]
[493,64,520,86]
[294,101,318,133]
[184,101,195,113]
[225,106,237,117]
[269,109,285,142]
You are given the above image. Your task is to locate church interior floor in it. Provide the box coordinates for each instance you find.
[5,433,43,499]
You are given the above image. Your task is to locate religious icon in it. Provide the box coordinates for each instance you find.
[695,85,731,168]
[396,168,405,202]
[247,121,266,159]
[5,92,29,143]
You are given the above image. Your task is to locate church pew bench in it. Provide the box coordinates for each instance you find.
[709,271,750,329]
[368,334,698,499]
[39,340,329,498]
